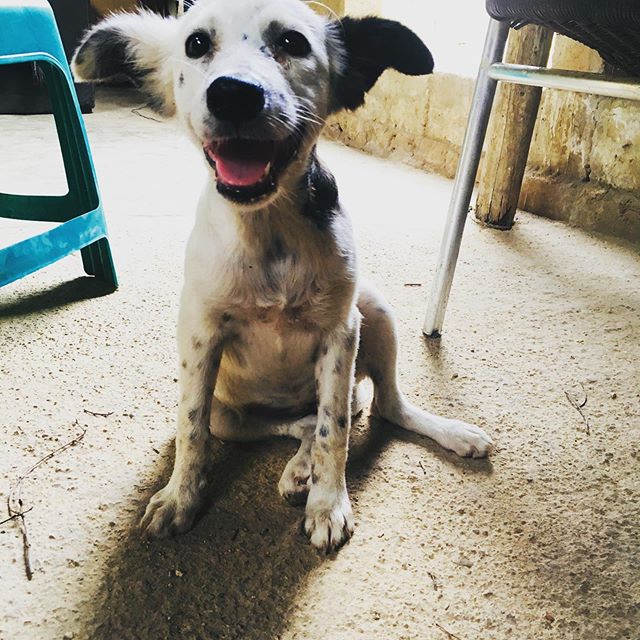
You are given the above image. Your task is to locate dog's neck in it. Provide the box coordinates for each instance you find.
[219,144,339,255]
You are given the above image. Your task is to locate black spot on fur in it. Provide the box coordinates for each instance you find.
[322,345,329,356]
[345,334,356,350]
[300,151,338,230]
[311,467,320,484]
[181,360,187,369]
[188,408,200,424]
[265,234,286,263]
[322,406,332,418]
[319,424,329,437]
[192,337,203,350]
[334,360,343,375]
[264,20,286,46]
[376,306,387,315]
[338,415,347,429]
[328,17,434,113]
[222,312,232,323]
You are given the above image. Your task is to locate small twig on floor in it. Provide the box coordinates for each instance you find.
[427,571,440,591]
[7,424,87,580]
[435,622,465,640]
[404,283,423,287]
[131,105,164,123]
[83,409,114,418]
[0,506,33,527]
[564,383,590,435]
[418,460,426,475]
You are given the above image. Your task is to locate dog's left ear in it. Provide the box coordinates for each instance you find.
[328,16,434,113]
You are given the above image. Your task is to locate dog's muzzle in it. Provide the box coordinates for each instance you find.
[203,76,303,205]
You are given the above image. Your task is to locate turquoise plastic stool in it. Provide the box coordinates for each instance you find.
[0,0,117,289]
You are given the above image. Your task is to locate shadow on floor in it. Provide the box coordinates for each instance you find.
[80,417,491,640]
[0,276,116,319]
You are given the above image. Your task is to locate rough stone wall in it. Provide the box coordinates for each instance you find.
[523,37,640,241]
[325,72,474,179]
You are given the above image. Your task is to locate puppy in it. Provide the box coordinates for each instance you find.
[73,0,492,553]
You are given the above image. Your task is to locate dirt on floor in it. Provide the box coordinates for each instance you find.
[1,88,639,640]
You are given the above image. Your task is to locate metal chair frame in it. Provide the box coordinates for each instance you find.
[423,18,640,337]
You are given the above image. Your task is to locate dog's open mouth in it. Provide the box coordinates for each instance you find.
[204,137,299,204]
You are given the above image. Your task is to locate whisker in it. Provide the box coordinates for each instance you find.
[304,0,342,23]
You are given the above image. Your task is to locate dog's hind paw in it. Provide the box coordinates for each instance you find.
[303,485,354,553]
[279,451,312,505]
[441,419,493,458]
[140,482,200,539]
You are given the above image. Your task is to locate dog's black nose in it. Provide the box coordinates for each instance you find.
[206,76,265,124]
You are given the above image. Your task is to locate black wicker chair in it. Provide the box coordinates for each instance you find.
[424,0,640,337]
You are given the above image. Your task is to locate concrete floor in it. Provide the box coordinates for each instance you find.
[1,88,639,640]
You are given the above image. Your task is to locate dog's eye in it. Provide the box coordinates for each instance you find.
[186,31,211,59]
[276,30,311,57]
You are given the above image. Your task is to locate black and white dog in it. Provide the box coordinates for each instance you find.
[73,0,492,553]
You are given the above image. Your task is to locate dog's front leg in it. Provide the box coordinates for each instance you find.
[304,309,360,553]
[141,299,222,538]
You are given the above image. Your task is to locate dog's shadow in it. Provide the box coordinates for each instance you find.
[81,417,491,639]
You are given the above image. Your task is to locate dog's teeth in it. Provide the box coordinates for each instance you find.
[265,161,272,174]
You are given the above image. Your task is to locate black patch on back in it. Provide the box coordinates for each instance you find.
[328,17,434,112]
[300,151,339,230]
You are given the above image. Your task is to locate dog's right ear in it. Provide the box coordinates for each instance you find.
[327,16,434,113]
[72,11,178,116]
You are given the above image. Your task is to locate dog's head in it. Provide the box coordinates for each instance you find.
[73,0,433,208]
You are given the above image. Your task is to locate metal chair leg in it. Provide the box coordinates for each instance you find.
[423,18,510,338]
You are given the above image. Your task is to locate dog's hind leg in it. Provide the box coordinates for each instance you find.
[356,283,493,458]
[277,418,316,504]
[209,399,317,504]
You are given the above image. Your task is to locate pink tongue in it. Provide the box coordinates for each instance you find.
[208,140,275,187]
[215,155,270,187]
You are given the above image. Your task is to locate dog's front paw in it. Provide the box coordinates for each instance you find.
[303,484,354,553]
[442,420,493,458]
[140,482,200,539]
